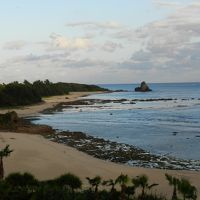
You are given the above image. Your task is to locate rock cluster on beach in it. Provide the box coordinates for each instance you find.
[0,111,54,135]
[135,81,152,92]
[0,111,19,129]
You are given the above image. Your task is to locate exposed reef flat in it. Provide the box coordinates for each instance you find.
[40,97,199,114]
[45,131,200,171]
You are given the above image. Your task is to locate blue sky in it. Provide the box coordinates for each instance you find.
[0,0,199,83]
[0,1,169,40]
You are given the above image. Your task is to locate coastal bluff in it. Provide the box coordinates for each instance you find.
[135,81,152,92]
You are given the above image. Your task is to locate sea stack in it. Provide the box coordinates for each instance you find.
[135,81,152,92]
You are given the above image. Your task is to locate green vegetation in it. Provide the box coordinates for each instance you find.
[115,174,129,200]
[0,172,198,200]
[0,80,108,107]
[0,146,198,200]
[132,175,158,199]
[0,145,13,180]
[165,174,197,200]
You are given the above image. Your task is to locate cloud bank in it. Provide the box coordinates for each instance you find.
[1,1,200,83]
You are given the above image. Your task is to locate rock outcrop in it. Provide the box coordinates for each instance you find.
[0,111,19,129]
[0,111,54,135]
[135,81,152,92]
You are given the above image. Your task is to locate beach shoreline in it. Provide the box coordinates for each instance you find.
[0,91,104,117]
[1,132,200,198]
[0,91,200,198]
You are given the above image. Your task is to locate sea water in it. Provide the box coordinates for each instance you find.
[33,82,200,161]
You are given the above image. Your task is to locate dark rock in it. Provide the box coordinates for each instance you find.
[172,132,178,136]
[114,90,128,92]
[0,112,55,135]
[0,111,19,129]
[16,124,54,135]
[135,81,152,92]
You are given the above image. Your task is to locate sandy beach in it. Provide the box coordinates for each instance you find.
[0,92,200,198]
[0,132,199,198]
[0,91,102,118]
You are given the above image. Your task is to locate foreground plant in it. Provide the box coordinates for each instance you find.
[0,145,13,180]
[56,173,82,192]
[177,178,197,200]
[132,174,158,199]
[115,174,129,200]
[0,170,197,200]
[86,176,102,193]
[125,185,135,200]
[102,178,117,193]
[165,174,197,200]
[165,174,179,200]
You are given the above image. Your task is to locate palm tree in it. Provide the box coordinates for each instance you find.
[86,176,102,200]
[102,178,116,193]
[102,178,117,199]
[177,178,197,200]
[132,174,158,199]
[165,174,179,200]
[125,185,135,200]
[115,174,129,200]
[0,145,13,180]
[55,173,82,199]
[86,176,101,193]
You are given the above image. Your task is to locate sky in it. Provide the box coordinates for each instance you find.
[0,0,200,84]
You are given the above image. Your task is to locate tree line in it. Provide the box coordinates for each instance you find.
[0,172,197,200]
[0,80,108,107]
[0,145,198,200]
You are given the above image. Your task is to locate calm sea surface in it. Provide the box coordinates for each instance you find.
[33,83,200,160]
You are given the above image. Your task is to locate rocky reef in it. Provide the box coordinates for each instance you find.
[46,131,200,170]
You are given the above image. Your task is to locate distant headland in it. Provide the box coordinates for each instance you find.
[0,80,108,108]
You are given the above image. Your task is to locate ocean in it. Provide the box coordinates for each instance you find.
[32,82,200,162]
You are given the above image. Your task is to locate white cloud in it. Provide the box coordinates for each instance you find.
[3,40,27,50]
[0,53,117,83]
[1,52,109,70]
[102,41,123,52]
[114,3,200,73]
[2,53,70,67]
[153,0,182,8]
[1,3,200,83]
[49,33,91,50]
[66,21,122,30]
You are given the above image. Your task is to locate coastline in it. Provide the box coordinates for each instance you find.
[0,91,104,117]
[0,91,200,197]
